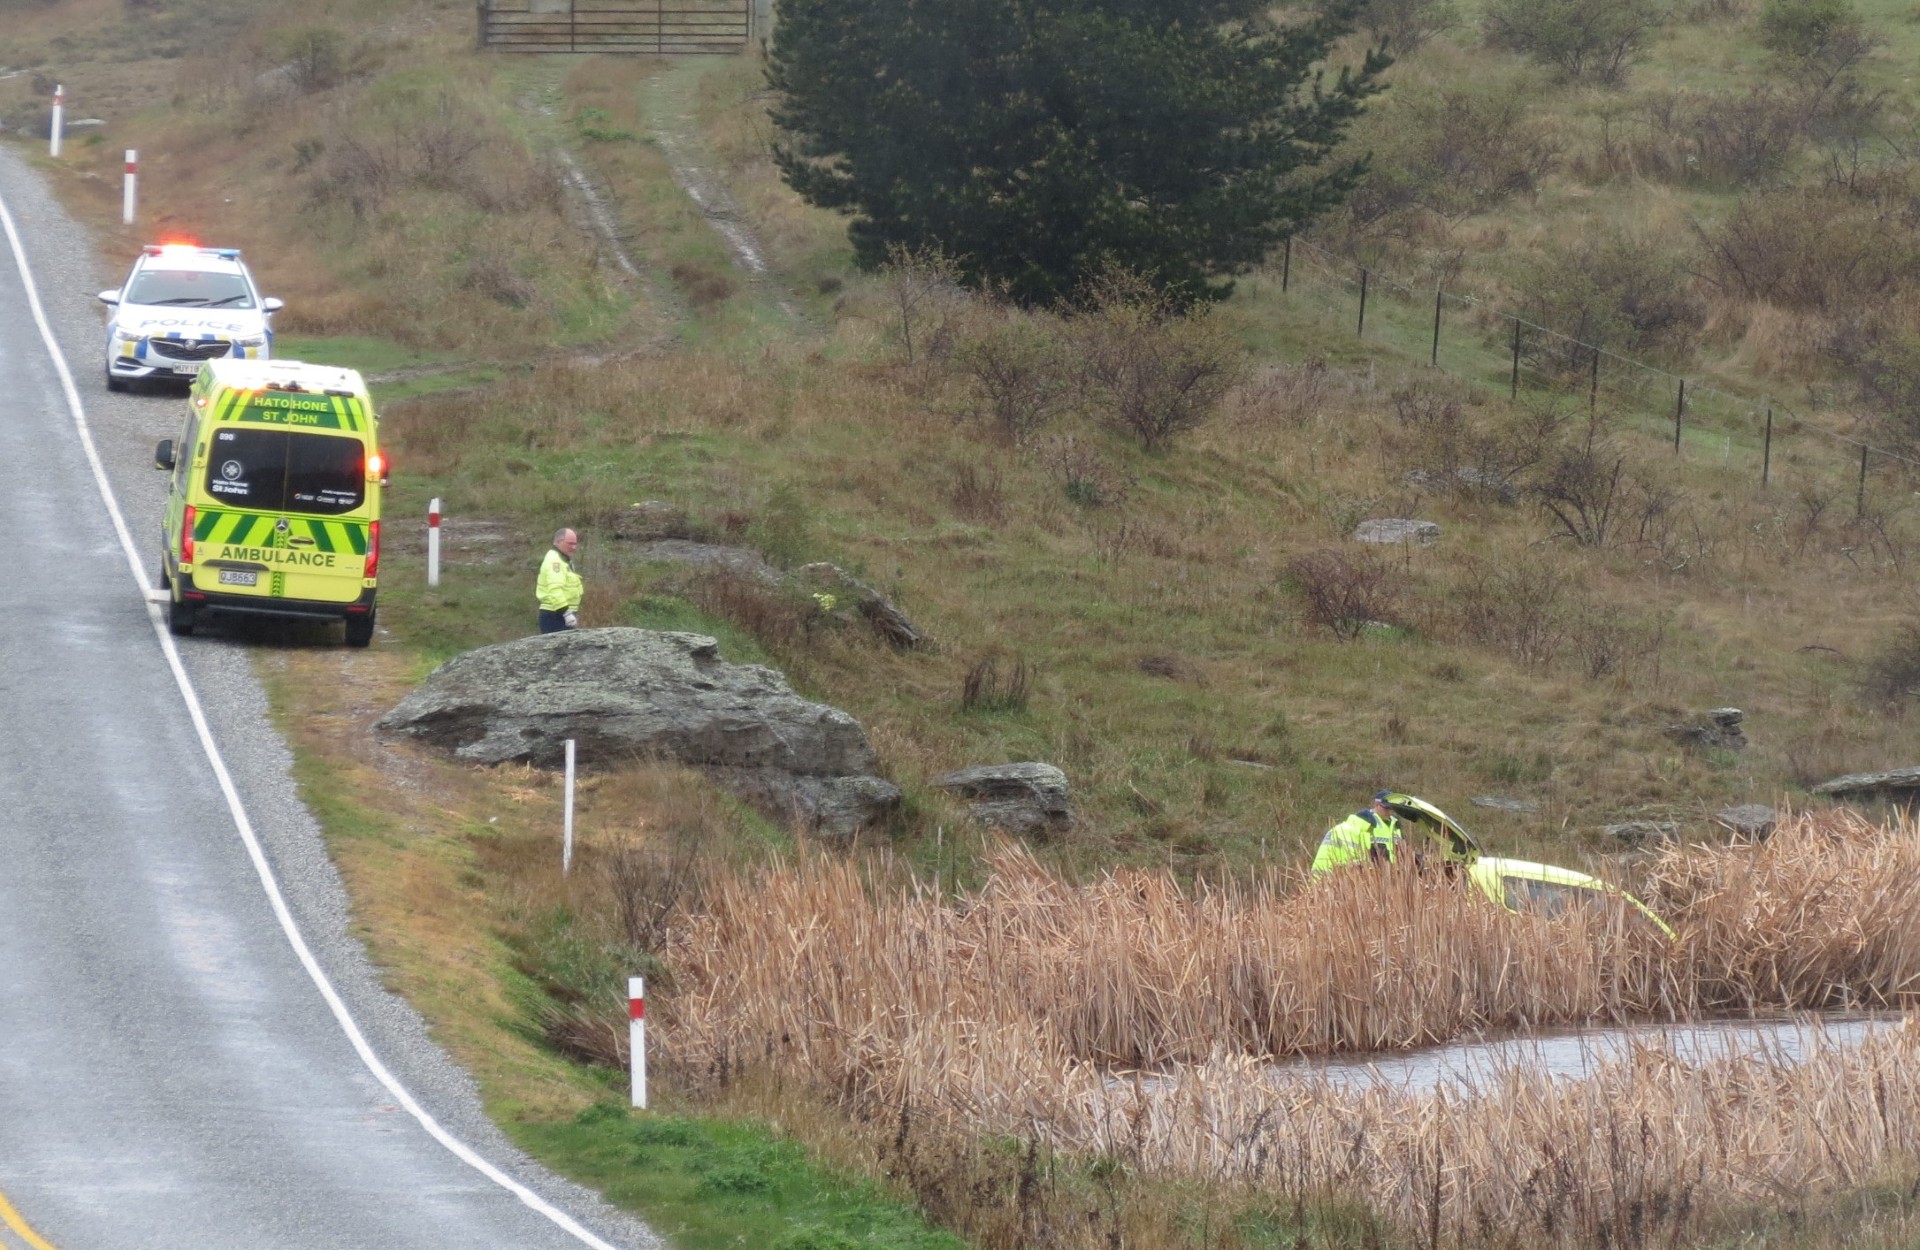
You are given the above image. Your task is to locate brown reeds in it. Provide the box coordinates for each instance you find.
[656,809,1920,1245]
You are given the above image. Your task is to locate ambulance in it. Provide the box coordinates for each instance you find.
[154,359,383,646]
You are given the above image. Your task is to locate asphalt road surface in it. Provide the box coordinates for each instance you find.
[0,146,657,1249]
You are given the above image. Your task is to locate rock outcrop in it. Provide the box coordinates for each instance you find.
[1663,708,1748,753]
[1713,804,1778,840]
[1812,766,1920,806]
[932,762,1073,838]
[376,628,898,838]
[1351,518,1441,546]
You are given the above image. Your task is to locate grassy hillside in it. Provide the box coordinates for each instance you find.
[6,0,1920,1244]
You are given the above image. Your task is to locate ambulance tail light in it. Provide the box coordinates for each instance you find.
[181,504,196,565]
[364,520,380,581]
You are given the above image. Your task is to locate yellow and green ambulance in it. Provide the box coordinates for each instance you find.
[154,358,383,646]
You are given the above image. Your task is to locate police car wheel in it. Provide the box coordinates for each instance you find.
[344,612,375,648]
[105,369,127,393]
[167,597,196,637]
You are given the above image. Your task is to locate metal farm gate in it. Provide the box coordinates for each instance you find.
[477,0,751,54]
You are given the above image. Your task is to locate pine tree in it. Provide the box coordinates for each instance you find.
[768,0,1390,305]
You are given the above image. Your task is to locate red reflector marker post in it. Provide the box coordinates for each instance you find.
[629,977,647,1109]
[427,497,441,588]
[562,738,576,876]
[122,150,137,225]
[49,85,64,158]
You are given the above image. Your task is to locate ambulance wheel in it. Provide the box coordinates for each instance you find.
[344,612,375,648]
[167,596,196,637]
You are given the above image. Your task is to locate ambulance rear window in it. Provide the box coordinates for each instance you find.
[206,428,364,516]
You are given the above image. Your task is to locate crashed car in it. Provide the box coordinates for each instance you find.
[98,244,282,391]
[1369,792,1675,939]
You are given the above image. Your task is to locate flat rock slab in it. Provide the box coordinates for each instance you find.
[376,627,877,775]
[1352,519,1440,546]
[1812,766,1920,797]
[933,762,1073,838]
[1713,804,1778,840]
[1470,795,1539,814]
[1602,820,1680,844]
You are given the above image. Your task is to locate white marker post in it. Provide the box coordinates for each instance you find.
[49,85,64,158]
[628,977,647,1108]
[426,497,441,588]
[562,737,576,875]
[122,150,137,225]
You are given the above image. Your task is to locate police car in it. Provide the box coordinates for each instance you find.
[98,244,282,391]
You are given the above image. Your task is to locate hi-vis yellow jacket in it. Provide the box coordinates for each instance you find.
[1311,808,1403,874]
[537,547,582,612]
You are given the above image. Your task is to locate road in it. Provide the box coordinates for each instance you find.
[0,146,657,1249]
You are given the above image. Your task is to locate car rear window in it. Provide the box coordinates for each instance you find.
[205,428,365,516]
[126,268,255,309]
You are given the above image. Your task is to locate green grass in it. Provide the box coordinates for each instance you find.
[516,1105,966,1250]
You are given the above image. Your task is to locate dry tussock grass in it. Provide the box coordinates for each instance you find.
[643,810,1920,1245]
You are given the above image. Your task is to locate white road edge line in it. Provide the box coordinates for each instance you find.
[0,192,623,1250]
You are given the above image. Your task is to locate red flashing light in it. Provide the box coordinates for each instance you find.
[367,453,386,479]
[364,519,380,581]
[181,504,196,566]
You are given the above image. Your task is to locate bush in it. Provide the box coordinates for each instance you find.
[1449,553,1568,670]
[951,307,1074,443]
[1516,231,1704,358]
[1071,272,1246,453]
[1342,79,1563,232]
[1858,623,1920,711]
[1360,0,1460,51]
[1483,0,1667,84]
[1694,188,1915,312]
[1758,0,1873,75]
[1284,549,1398,641]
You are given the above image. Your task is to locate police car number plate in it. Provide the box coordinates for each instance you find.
[218,570,258,586]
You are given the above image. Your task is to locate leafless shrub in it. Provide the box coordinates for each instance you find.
[1759,0,1877,85]
[949,460,1007,526]
[1451,553,1568,670]
[1482,0,1667,84]
[1360,0,1460,49]
[1070,271,1247,453]
[1034,434,1133,508]
[1284,549,1397,641]
[961,655,1032,712]
[1517,232,1705,358]
[598,822,708,952]
[950,306,1074,443]
[879,244,967,365]
[1343,80,1563,232]
[1826,314,1920,453]
[670,260,737,312]
[1694,188,1916,312]
[1225,358,1340,429]
[460,242,540,309]
[1856,622,1920,711]
[1528,414,1628,547]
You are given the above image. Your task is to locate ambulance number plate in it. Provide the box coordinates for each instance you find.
[219,569,259,586]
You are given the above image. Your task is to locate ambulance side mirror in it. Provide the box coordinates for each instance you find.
[154,439,175,471]
[262,297,284,313]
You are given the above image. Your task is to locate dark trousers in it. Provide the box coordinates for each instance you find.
[538,610,573,634]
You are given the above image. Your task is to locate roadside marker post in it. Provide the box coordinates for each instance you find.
[49,85,63,158]
[562,738,576,875]
[628,977,648,1108]
[426,497,441,587]
[122,150,137,225]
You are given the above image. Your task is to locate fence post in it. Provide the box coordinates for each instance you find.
[1430,289,1442,367]
[562,737,576,874]
[1673,379,1685,453]
[122,150,138,225]
[1762,408,1773,488]
[628,976,648,1109]
[1858,444,1869,518]
[1356,267,1369,336]
[427,497,442,588]
[1588,346,1600,414]
[1281,238,1291,293]
[1509,318,1521,400]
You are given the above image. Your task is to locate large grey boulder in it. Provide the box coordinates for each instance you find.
[1812,767,1920,804]
[1713,804,1778,841]
[1664,708,1748,753]
[933,762,1073,838]
[377,629,897,838]
[378,628,874,772]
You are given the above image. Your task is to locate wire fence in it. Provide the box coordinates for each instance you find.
[1255,236,1919,515]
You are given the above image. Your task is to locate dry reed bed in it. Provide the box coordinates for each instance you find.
[661,812,1920,1241]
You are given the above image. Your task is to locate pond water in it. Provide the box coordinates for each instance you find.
[1282,1014,1906,1095]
